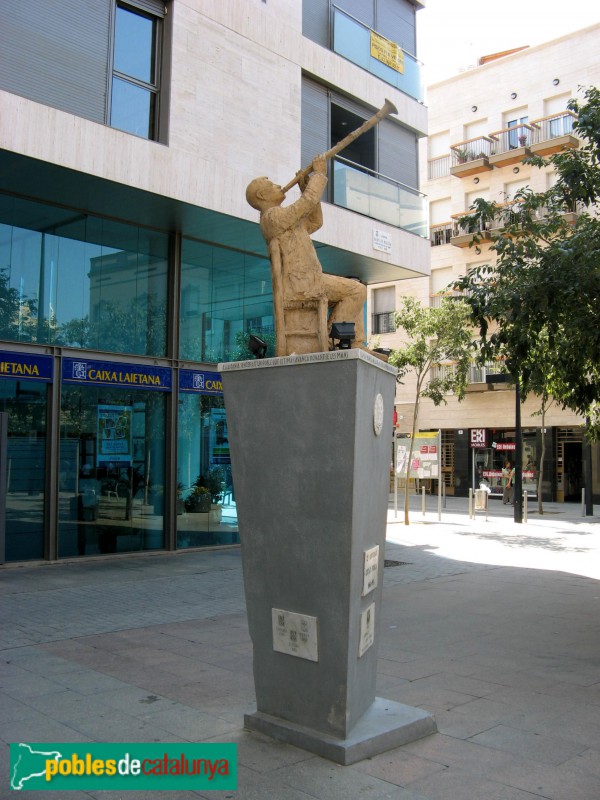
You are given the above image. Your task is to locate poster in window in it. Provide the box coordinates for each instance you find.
[209,408,230,465]
[97,405,133,466]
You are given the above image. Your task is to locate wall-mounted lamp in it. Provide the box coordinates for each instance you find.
[471,105,478,112]
[513,166,520,174]
[510,92,517,99]
[473,177,480,184]
[553,78,560,85]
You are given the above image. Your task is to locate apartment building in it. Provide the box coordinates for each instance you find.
[368,23,600,502]
[0,0,428,562]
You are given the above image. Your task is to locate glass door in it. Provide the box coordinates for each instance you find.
[0,379,47,561]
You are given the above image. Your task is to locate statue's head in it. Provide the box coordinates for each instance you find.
[246,177,285,210]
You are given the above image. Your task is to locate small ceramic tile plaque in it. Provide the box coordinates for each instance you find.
[358,603,375,657]
[272,608,318,661]
[362,545,380,596]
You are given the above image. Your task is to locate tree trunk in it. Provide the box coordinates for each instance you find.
[404,396,420,525]
[537,403,546,515]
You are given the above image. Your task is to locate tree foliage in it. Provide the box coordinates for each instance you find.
[453,86,600,438]
[388,296,473,523]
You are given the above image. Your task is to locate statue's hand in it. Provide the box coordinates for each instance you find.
[312,155,327,175]
[296,169,308,191]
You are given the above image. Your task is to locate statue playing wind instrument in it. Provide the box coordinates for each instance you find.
[245,99,397,358]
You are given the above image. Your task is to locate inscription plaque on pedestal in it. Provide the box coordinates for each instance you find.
[358,603,375,657]
[272,608,319,662]
[362,545,380,596]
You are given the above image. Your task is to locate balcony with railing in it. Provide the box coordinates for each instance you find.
[488,123,536,167]
[333,157,428,236]
[430,360,503,390]
[452,197,586,246]
[446,110,580,180]
[531,199,586,226]
[430,221,453,246]
[427,154,451,180]
[530,111,579,156]
[469,361,503,383]
[371,311,396,334]
[430,290,468,308]
[450,212,492,247]
[332,6,424,103]
[449,137,495,178]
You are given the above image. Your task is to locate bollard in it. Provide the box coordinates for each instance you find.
[443,480,446,509]
[422,486,426,516]
[523,490,528,523]
[468,488,473,519]
[582,487,585,518]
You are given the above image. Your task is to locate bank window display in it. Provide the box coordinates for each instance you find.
[0,197,168,357]
[0,374,48,561]
[58,384,166,557]
[177,385,238,549]
[179,239,275,363]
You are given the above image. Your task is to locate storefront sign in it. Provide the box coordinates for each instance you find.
[0,351,53,382]
[482,470,502,479]
[62,358,172,391]
[470,428,487,447]
[483,469,535,480]
[494,442,516,451]
[179,369,223,395]
[370,31,404,74]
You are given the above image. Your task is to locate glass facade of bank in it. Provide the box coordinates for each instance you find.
[0,194,277,562]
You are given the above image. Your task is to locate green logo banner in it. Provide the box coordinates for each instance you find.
[10,742,237,791]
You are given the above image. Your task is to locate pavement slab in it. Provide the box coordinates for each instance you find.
[1,495,599,798]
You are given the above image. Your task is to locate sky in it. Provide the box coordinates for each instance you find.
[417,0,600,86]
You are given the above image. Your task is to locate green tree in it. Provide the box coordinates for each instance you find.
[0,268,38,342]
[454,87,600,442]
[388,296,473,525]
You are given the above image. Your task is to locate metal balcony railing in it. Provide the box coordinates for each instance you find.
[469,361,501,383]
[430,222,453,246]
[452,196,586,243]
[427,155,451,180]
[443,110,579,175]
[450,136,496,166]
[332,6,424,102]
[451,214,490,238]
[333,157,428,236]
[371,311,396,334]
[430,290,467,308]
[488,123,535,153]
[530,111,577,142]
[430,361,502,384]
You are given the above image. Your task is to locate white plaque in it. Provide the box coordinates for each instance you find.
[373,229,392,253]
[362,545,380,596]
[358,603,375,657]
[272,608,318,662]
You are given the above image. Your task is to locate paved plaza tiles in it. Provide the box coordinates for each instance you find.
[1,495,600,799]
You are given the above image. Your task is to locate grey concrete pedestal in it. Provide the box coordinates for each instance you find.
[219,351,436,765]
